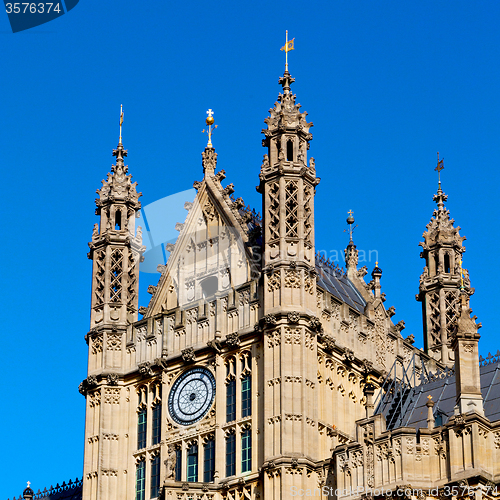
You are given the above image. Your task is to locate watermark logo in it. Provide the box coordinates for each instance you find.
[3,0,79,33]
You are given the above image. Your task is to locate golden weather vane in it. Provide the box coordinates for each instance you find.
[435,151,444,186]
[202,109,218,148]
[119,104,124,144]
[280,30,295,71]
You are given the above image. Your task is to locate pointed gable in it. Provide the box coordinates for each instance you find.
[144,146,261,317]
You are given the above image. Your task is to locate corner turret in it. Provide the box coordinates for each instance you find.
[416,155,473,366]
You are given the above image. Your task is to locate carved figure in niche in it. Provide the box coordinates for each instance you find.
[262,154,269,169]
[165,444,177,479]
[92,223,99,239]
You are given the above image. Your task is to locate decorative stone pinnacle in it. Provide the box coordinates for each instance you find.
[112,141,128,164]
[433,185,448,211]
[278,70,295,94]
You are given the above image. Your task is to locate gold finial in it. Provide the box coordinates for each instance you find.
[280,30,295,71]
[202,109,218,148]
[427,395,433,401]
[434,151,444,187]
[119,104,124,144]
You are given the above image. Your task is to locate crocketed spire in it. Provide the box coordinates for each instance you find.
[417,160,473,366]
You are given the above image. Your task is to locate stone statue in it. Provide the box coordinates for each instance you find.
[262,154,269,169]
[165,444,177,479]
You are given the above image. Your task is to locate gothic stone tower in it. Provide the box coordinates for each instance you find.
[82,138,145,500]
[257,69,324,497]
[416,181,473,366]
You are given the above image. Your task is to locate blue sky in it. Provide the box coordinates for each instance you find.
[2,0,500,497]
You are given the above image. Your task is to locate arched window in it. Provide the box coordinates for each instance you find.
[115,210,122,230]
[444,253,450,273]
[287,140,294,161]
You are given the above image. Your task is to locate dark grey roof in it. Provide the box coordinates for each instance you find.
[386,356,500,429]
[315,257,366,314]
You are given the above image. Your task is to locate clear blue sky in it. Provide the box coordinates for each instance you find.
[2,1,500,497]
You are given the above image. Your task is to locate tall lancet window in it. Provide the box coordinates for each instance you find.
[135,459,145,500]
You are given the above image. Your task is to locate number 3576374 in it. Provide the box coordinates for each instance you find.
[5,3,62,14]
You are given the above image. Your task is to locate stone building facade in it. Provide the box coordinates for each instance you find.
[78,69,500,500]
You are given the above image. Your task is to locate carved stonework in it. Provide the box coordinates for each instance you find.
[264,314,277,325]
[107,373,119,386]
[284,270,301,288]
[267,270,281,292]
[288,311,300,324]
[104,387,120,404]
[107,332,122,351]
[225,332,241,348]
[181,347,196,363]
[138,362,154,377]
[308,316,323,333]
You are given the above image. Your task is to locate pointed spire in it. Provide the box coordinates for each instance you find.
[96,109,141,206]
[344,210,359,279]
[418,154,471,366]
[112,105,128,174]
[433,152,447,210]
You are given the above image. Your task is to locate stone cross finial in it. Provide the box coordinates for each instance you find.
[27,482,31,488]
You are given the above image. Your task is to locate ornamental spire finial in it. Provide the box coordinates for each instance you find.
[345,210,357,242]
[280,30,295,73]
[119,104,124,145]
[202,109,218,148]
[433,152,447,210]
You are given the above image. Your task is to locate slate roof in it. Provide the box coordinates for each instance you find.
[315,256,366,314]
[384,355,500,429]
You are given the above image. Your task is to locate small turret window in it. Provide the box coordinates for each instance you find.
[287,140,293,161]
[434,254,439,275]
[444,254,450,273]
[115,210,122,230]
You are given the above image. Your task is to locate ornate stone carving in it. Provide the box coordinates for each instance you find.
[207,338,223,353]
[181,347,196,363]
[104,387,120,404]
[165,444,177,479]
[304,275,315,295]
[225,332,241,348]
[202,147,218,172]
[287,311,300,324]
[308,316,323,333]
[107,332,122,351]
[284,270,301,288]
[264,314,277,325]
[107,373,119,386]
[138,362,154,377]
